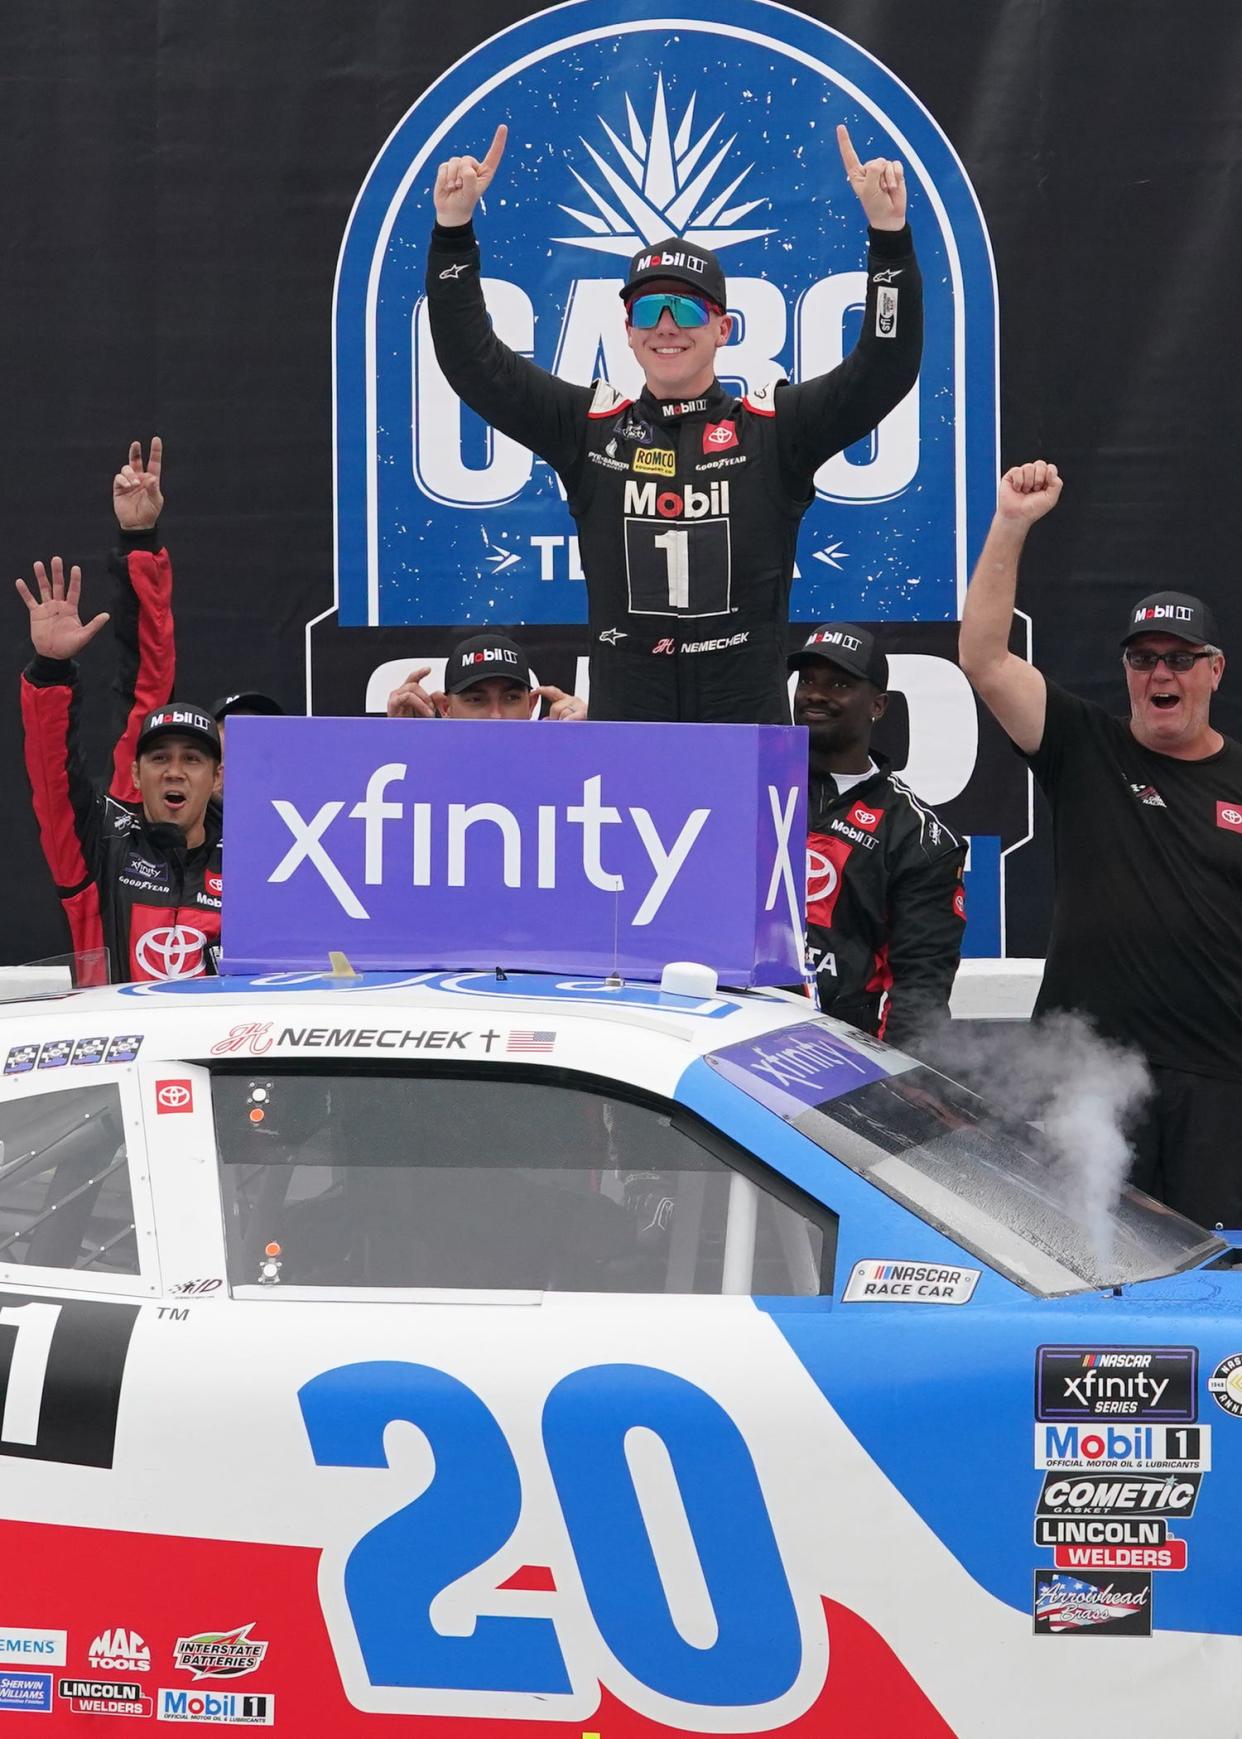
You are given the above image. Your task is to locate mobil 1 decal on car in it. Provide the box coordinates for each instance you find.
[1035,1345,1198,1422]
[1034,1421,1210,1472]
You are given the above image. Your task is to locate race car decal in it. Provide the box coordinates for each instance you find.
[0,1293,138,1468]
[0,1517,953,1736]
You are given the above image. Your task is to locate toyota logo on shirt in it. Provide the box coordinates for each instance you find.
[133,924,208,980]
[806,833,851,926]
[1217,803,1242,833]
[702,420,739,453]
[155,1080,194,1114]
[806,846,840,905]
[849,805,881,832]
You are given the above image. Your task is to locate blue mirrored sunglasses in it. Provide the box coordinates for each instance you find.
[626,291,716,329]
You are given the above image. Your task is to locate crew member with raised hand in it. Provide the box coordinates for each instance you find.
[106,435,175,802]
[959,461,1242,1227]
[18,557,223,984]
[427,122,921,723]
[111,436,285,783]
[387,634,587,719]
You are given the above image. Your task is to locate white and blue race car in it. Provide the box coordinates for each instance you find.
[0,965,1238,1735]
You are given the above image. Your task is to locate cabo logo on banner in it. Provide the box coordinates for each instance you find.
[221,719,806,984]
[333,0,997,627]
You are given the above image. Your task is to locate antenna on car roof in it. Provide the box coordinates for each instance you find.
[604,884,624,989]
[327,951,360,979]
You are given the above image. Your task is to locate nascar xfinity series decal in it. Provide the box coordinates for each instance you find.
[1036,1346,1198,1422]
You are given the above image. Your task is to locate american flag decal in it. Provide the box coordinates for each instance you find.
[506,1030,556,1054]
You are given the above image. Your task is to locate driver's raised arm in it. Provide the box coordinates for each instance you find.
[426,124,590,481]
[107,436,175,801]
[776,125,923,481]
[959,462,1061,754]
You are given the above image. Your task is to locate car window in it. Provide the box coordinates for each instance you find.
[0,1084,138,1275]
[707,1027,1224,1296]
[211,1070,831,1295]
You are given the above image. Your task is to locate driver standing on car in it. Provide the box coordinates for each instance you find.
[427,123,921,723]
[18,557,223,983]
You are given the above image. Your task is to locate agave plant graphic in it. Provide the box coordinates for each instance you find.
[553,74,774,255]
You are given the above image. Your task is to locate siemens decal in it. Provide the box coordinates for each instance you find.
[332,0,997,625]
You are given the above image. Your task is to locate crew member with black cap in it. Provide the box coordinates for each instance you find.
[791,623,965,1046]
[18,556,223,984]
[386,633,587,719]
[960,461,1242,1226]
[213,690,285,732]
[426,124,921,723]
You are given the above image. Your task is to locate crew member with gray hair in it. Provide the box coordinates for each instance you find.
[959,461,1242,1227]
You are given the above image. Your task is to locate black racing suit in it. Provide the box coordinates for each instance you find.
[803,756,965,1047]
[426,221,922,722]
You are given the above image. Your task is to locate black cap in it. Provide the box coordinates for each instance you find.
[1121,591,1221,648]
[211,690,285,722]
[788,623,889,690]
[135,704,222,760]
[444,633,531,695]
[620,237,727,310]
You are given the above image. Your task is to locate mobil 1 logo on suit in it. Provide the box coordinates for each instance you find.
[1035,1346,1197,1422]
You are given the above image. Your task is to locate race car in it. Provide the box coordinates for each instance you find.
[0,964,1239,1736]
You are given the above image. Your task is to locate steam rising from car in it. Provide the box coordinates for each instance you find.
[916,1011,1153,1266]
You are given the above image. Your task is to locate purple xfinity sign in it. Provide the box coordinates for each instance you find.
[221,720,807,984]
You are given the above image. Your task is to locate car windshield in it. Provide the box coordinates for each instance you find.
[706,1025,1225,1296]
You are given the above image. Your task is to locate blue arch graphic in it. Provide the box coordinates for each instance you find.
[334,0,997,628]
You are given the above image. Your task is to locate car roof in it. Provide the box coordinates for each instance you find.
[0,970,830,1088]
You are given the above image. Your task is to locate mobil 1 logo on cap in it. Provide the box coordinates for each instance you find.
[1036,1346,1197,1422]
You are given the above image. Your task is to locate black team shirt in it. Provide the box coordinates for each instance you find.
[1025,682,1242,1080]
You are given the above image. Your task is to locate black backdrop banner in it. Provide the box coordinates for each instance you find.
[4,1,1241,965]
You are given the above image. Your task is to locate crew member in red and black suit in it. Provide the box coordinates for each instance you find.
[18,555,223,984]
[791,623,966,1048]
[427,124,921,723]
